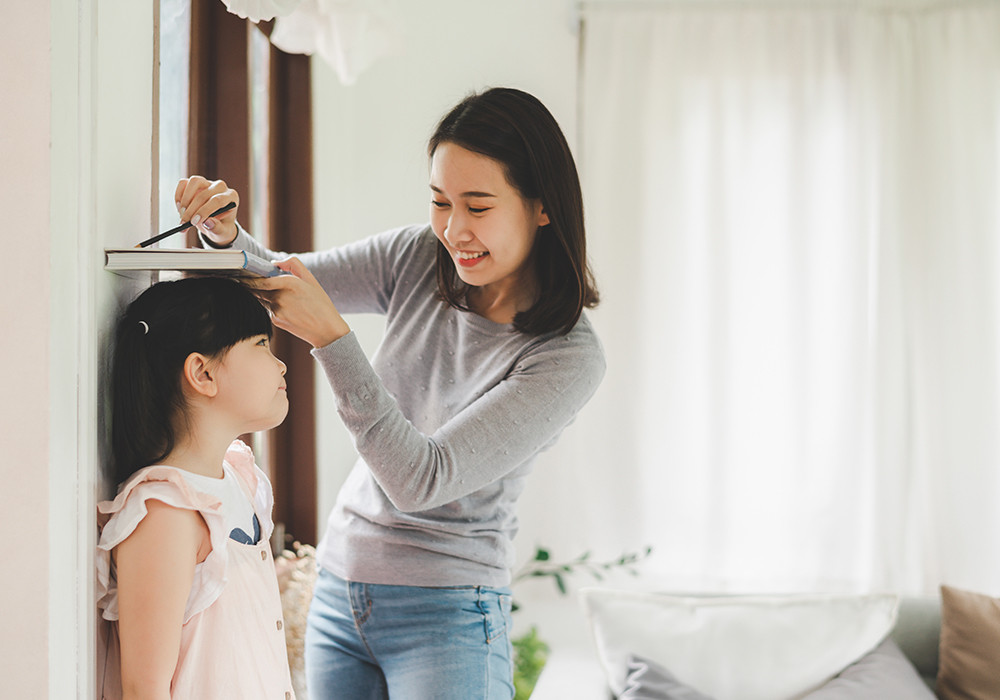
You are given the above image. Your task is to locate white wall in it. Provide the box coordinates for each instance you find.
[0,1,154,696]
[0,3,52,695]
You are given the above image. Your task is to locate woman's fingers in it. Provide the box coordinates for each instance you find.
[174,176,240,246]
[244,257,350,348]
[274,256,316,281]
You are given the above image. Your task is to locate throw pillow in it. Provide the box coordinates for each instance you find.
[578,588,899,700]
[803,637,935,698]
[937,584,1000,700]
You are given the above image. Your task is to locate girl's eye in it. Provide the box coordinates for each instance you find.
[257,337,270,347]
[431,200,450,209]
[469,207,489,214]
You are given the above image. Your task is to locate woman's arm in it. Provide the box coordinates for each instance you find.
[114,499,209,700]
[175,175,412,317]
[314,325,607,512]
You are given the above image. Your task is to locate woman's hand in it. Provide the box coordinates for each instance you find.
[247,257,351,348]
[174,176,240,247]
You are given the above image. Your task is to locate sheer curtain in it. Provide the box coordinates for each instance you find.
[560,0,1000,595]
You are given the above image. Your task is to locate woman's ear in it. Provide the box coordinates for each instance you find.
[536,202,550,228]
[182,352,218,398]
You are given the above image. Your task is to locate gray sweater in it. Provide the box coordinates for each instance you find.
[234,224,606,586]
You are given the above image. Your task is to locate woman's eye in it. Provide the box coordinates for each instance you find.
[431,200,449,209]
[469,207,489,214]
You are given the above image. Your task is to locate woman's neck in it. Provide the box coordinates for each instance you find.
[468,274,538,324]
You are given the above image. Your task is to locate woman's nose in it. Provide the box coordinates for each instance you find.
[445,211,472,246]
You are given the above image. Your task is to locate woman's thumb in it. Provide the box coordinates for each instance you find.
[274,256,308,278]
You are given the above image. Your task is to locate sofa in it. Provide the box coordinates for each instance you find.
[529,586,998,700]
[274,545,998,700]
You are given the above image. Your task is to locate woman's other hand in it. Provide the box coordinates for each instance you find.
[175,176,240,247]
[247,257,351,348]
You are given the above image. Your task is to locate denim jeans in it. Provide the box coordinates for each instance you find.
[305,567,515,699]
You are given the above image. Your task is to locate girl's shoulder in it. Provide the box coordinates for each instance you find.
[99,440,263,526]
[95,447,260,624]
[97,465,222,546]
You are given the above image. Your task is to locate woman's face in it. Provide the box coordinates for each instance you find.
[429,142,549,304]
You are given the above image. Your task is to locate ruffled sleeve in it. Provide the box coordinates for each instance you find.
[96,466,231,624]
[223,439,276,543]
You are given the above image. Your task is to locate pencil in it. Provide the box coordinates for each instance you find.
[135,201,237,248]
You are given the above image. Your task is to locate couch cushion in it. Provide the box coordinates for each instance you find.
[937,584,1000,700]
[802,637,935,699]
[619,654,714,700]
[579,589,899,700]
[617,638,934,700]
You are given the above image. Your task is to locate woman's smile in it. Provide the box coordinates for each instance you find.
[455,250,489,266]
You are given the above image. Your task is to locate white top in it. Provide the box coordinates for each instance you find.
[181,464,259,544]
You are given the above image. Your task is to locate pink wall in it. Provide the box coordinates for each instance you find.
[0,3,51,697]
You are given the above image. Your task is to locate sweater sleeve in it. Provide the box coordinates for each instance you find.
[226,223,425,315]
[311,326,606,513]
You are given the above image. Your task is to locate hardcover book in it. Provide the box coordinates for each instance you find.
[104,247,282,277]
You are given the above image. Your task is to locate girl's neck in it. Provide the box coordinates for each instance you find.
[160,429,233,479]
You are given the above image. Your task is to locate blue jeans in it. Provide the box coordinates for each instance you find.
[305,568,515,699]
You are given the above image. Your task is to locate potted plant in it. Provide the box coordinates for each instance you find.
[510,546,653,699]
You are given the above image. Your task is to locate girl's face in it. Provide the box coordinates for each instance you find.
[213,334,288,433]
[429,142,549,305]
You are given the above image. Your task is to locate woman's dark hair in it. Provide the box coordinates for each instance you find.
[110,276,272,485]
[428,87,599,335]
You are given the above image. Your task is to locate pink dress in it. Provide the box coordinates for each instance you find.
[96,441,295,699]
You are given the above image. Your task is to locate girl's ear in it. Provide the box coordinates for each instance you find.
[182,352,218,398]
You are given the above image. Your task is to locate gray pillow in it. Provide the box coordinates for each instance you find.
[802,637,936,699]
[618,638,934,700]
[619,654,716,700]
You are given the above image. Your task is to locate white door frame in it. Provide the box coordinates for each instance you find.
[49,1,155,696]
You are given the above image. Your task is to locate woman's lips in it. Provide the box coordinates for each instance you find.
[456,250,488,267]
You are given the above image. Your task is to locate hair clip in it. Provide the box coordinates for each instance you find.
[139,321,149,334]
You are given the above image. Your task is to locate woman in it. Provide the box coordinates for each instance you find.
[176,87,605,699]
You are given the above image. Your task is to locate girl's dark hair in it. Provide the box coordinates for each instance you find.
[110,276,272,485]
[428,87,599,335]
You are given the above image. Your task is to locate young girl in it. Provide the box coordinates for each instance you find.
[96,276,295,699]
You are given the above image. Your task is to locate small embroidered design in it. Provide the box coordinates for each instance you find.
[229,513,261,545]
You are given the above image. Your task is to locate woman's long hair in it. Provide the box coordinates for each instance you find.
[110,276,272,485]
[428,87,599,336]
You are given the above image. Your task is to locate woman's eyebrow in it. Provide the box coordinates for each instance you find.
[429,185,497,198]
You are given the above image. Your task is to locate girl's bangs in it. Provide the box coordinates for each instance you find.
[199,278,273,352]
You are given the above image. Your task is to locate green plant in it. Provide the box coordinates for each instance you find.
[510,546,652,698]
[512,625,550,700]
[513,546,654,601]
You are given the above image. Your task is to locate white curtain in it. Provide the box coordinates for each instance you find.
[553,0,1000,596]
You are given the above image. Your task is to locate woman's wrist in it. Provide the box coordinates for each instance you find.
[311,317,352,349]
[200,230,237,249]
